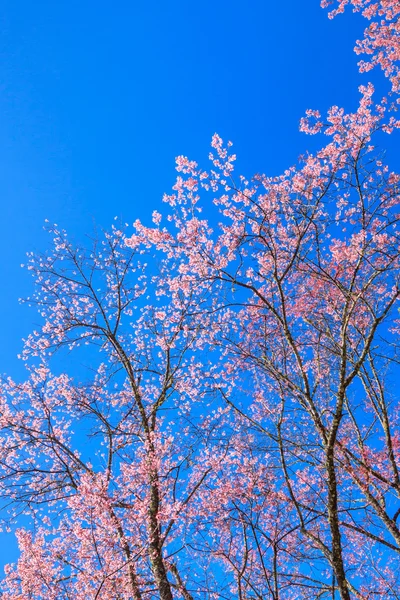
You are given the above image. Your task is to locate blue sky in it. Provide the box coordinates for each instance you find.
[0,1,369,379]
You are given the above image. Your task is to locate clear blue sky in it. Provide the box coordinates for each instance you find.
[0,1,368,376]
[0,0,397,573]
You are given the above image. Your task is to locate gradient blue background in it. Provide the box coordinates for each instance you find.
[0,0,395,571]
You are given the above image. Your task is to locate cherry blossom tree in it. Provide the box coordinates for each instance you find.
[0,225,238,599]
[322,0,400,95]
[0,1,400,599]
[128,79,400,598]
